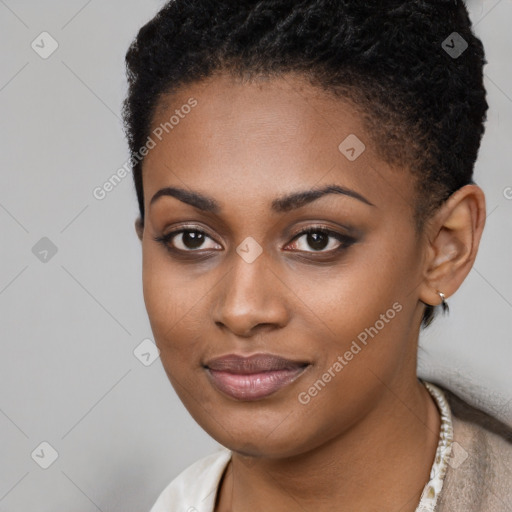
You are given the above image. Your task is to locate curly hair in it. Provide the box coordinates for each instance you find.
[122,0,488,328]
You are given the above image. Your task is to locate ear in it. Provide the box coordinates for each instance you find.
[135,217,144,242]
[418,184,486,307]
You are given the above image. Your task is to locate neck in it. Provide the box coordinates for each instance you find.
[215,376,441,512]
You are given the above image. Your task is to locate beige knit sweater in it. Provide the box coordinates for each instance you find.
[436,385,512,511]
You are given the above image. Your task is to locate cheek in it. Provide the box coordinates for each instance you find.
[291,245,409,332]
[142,247,197,347]
[290,237,418,378]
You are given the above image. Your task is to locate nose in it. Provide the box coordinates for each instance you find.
[212,252,290,338]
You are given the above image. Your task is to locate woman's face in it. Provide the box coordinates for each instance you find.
[138,72,429,457]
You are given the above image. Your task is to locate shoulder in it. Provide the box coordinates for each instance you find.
[149,447,232,512]
[437,385,512,512]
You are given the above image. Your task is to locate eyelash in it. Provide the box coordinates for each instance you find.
[153,224,356,257]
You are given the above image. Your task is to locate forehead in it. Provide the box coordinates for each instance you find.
[142,72,414,217]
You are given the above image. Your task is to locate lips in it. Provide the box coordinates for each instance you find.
[204,353,310,401]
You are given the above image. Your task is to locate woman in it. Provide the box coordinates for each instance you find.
[122,1,512,510]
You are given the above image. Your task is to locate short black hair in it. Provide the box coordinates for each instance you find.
[122,0,488,328]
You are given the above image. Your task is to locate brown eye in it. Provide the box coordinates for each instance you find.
[174,230,207,250]
[286,227,355,253]
[154,227,222,252]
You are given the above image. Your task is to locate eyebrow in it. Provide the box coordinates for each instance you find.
[149,183,375,214]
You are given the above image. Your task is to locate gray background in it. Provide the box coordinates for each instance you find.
[0,1,511,510]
